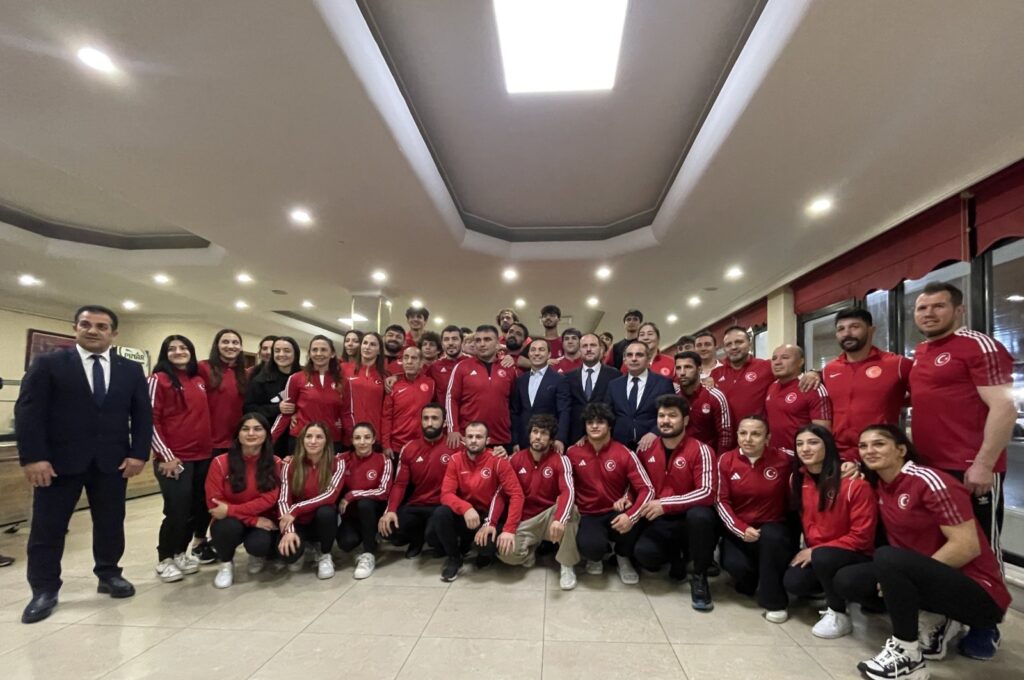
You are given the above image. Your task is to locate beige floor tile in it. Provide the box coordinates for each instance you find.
[646,586,795,646]
[811,642,1023,680]
[0,622,176,679]
[250,632,417,680]
[543,640,687,679]
[190,577,349,632]
[79,575,244,627]
[397,637,543,680]
[354,553,451,588]
[101,628,293,680]
[0,620,67,655]
[544,588,667,642]
[673,643,829,680]
[451,560,549,590]
[306,583,446,636]
[423,586,545,640]
[778,604,891,648]
[0,576,153,625]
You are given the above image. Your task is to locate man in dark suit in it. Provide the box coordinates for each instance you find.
[510,339,568,451]
[15,304,153,623]
[607,340,675,451]
[557,333,620,445]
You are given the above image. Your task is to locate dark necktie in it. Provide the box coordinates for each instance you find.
[91,354,106,406]
[628,376,639,413]
[584,368,594,400]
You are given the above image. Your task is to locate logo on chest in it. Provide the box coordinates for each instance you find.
[744,371,757,383]
[897,493,911,509]
[366,470,378,481]
[701,403,711,414]
[542,466,554,478]
[440,454,452,464]
[420,383,430,392]
[497,369,508,378]
[673,457,686,469]
[480,467,492,478]
[604,459,617,472]
[934,352,951,367]
[784,392,798,404]
[763,467,779,481]
[659,367,671,376]
[865,366,883,379]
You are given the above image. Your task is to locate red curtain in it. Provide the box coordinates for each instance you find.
[972,159,1024,254]
[705,298,767,341]
[791,196,968,314]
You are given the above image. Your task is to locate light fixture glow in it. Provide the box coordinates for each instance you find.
[18,274,42,287]
[234,300,249,310]
[77,46,117,74]
[122,300,138,310]
[434,317,445,325]
[666,313,678,324]
[586,296,599,307]
[338,317,353,326]
[806,195,834,217]
[153,273,171,285]
[687,296,701,307]
[595,265,612,280]
[410,299,424,309]
[371,270,388,283]
[1007,294,1024,302]
[494,0,628,94]
[724,266,744,281]
[514,298,527,309]
[351,313,368,323]
[289,207,314,226]
[502,267,518,282]
[236,272,254,284]
[301,300,314,309]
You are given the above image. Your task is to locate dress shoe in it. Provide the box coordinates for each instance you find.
[22,592,58,624]
[97,575,136,598]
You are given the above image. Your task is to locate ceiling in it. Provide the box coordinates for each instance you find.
[1,0,1024,346]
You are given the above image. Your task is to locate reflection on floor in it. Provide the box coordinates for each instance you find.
[0,494,1022,679]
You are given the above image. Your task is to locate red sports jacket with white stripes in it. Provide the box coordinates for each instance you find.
[564,439,654,523]
[339,451,393,504]
[148,371,212,462]
[429,356,464,402]
[271,370,344,443]
[681,384,734,453]
[440,448,524,533]
[638,437,717,513]
[386,437,457,511]
[503,448,574,523]
[716,446,793,537]
[277,454,345,532]
[444,357,517,445]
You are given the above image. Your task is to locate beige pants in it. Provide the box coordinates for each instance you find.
[499,504,580,567]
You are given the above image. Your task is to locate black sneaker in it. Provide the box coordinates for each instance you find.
[668,558,687,582]
[858,637,927,680]
[441,556,463,582]
[474,554,494,570]
[690,574,714,612]
[405,542,424,559]
[706,560,720,577]
[191,541,217,565]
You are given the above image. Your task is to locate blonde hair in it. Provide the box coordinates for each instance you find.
[289,422,335,496]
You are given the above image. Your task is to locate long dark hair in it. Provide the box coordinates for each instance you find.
[253,335,278,372]
[207,328,248,395]
[303,335,342,388]
[259,336,301,379]
[858,423,918,487]
[791,424,841,513]
[227,412,280,493]
[152,335,199,391]
[355,331,386,376]
[341,330,364,363]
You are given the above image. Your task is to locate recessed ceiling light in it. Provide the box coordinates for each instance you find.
[434,317,445,325]
[18,274,42,287]
[514,298,527,309]
[666,314,678,324]
[122,300,138,310]
[153,273,171,285]
[301,300,314,309]
[338,317,353,326]
[1007,294,1024,302]
[410,299,423,308]
[289,207,314,226]
[234,300,249,310]
[502,267,519,282]
[586,296,599,307]
[76,46,117,74]
[687,296,701,307]
[236,272,254,284]
[725,266,743,281]
[806,195,834,217]
[371,270,388,283]
[494,0,628,94]
[595,266,612,280]
[338,314,368,326]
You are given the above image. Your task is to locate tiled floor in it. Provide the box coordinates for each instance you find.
[0,495,1022,679]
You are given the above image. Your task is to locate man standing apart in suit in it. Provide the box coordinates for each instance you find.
[607,341,676,452]
[556,333,619,446]
[16,304,153,623]
[510,338,567,453]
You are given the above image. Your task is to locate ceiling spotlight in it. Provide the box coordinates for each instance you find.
[371,270,387,283]
[514,298,527,309]
[289,207,314,226]
[595,266,612,280]
[122,300,138,310]
[76,46,117,74]
[153,273,171,285]
[434,317,445,325]
[586,296,599,307]
[18,274,42,287]
[234,300,249,310]
[1007,294,1024,303]
[725,266,743,281]
[410,299,423,309]
[687,296,701,307]
[666,314,678,324]
[236,272,254,284]
[502,267,518,282]
[301,300,314,309]
[806,195,834,217]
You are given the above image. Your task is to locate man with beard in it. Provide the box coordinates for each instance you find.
[432,422,523,581]
[539,304,564,359]
[557,333,620,445]
[498,414,579,590]
[634,395,717,611]
[674,351,733,453]
[404,306,429,349]
[552,328,583,374]
[430,326,465,402]
[608,310,643,369]
[379,403,457,558]
[822,308,911,464]
[383,324,406,375]
[445,325,518,450]
[495,307,519,342]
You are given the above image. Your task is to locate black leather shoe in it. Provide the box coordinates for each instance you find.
[0,553,15,568]
[97,575,135,598]
[22,592,58,623]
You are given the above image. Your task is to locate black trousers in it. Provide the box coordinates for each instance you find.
[634,506,717,575]
[280,505,338,563]
[154,458,212,560]
[388,505,439,550]
[426,505,497,559]
[337,499,386,554]
[834,545,1005,642]
[27,460,128,594]
[576,511,642,562]
[947,470,1004,558]
[720,522,795,611]
[209,517,275,562]
[784,546,871,612]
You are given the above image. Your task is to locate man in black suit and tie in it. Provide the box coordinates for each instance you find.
[607,341,675,452]
[15,304,153,623]
[510,339,568,452]
[557,333,619,445]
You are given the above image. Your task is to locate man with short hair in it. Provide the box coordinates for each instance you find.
[607,341,676,451]
[381,347,436,457]
[404,306,429,349]
[418,331,441,367]
[432,422,524,581]
[566,403,654,585]
[557,333,620,445]
[539,304,564,359]
[553,328,583,374]
[431,325,465,401]
[445,325,518,450]
[765,344,832,451]
[674,351,733,453]
[16,304,153,623]
[379,403,457,558]
[383,324,406,375]
[609,310,643,369]
[499,414,580,590]
[693,330,721,381]
[675,335,697,354]
[510,338,568,452]
[635,395,718,611]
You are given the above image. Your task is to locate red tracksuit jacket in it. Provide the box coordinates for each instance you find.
[277,454,346,532]
[271,370,344,443]
[638,437,717,513]
[440,449,524,532]
[339,451,393,504]
[148,371,213,462]
[386,437,457,511]
[429,356,464,402]
[444,357,517,444]
[504,448,574,523]
[716,446,793,537]
[197,360,245,450]
[381,371,435,451]
[764,378,832,452]
[681,384,734,453]
[341,363,386,447]
[564,439,654,523]
[711,356,773,425]
[798,471,877,553]
[204,453,282,526]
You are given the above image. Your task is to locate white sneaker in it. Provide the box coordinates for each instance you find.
[247,556,266,575]
[585,560,604,575]
[559,564,577,590]
[173,552,199,575]
[316,552,336,580]
[765,609,789,624]
[353,552,375,580]
[155,558,184,583]
[812,608,852,638]
[616,555,639,585]
[213,561,234,589]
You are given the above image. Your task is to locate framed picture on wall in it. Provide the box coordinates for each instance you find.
[25,329,77,370]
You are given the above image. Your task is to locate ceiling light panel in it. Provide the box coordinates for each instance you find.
[77,46,117,74]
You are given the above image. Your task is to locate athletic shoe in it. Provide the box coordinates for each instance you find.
[353,552,376,580]
[173,552,199,575]
[690,574,714,612]
[316,552,336,580]
[155,558,184,583]
[858,637,927,680]
[405,542,423,559]
[247,556,266,575]
[213,561,234,589]
[706,559,721,577]
[919,614,963,659]
[441,556,463,582]
[958,626,1001,661]
[585,560,604,575]
[668,558,687,581]
[474,554,494,570]
[522,551,536,569]
[559,564,577,590]
[812,608,852,639]
[765,609,789,624]
[616,555,639,585]
[191,540,217,565]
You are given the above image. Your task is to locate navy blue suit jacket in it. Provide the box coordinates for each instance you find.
[15,347,153,475]
[510,368,567,449]
[607,371,676,448]
[555,363,620,444]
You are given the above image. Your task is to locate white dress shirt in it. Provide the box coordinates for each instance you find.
[581,363,601,394]
[528,365,548,406]
[626,369,649,406]
[77,344,112,392]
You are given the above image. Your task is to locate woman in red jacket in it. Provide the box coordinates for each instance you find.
[715,415,797,623]
[341,330,363,364]
[783,424,877,639]
[277,422,345,579]
[271,335,344,450]
[337,422,393,580]
[341,332,386,447]
[205,413,281,589]
[148,335,213,583]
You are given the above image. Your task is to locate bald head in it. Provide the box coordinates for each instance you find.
[770,343,804,379]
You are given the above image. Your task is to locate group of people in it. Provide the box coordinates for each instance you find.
[12,280,1016,680]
